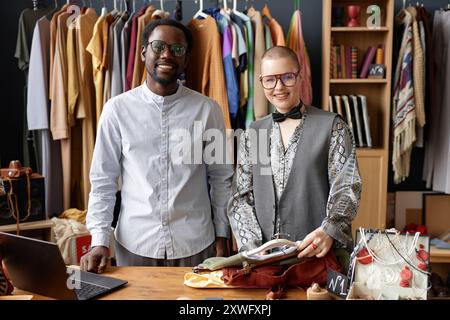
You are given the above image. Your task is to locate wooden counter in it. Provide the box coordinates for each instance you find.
[13,266,308,300]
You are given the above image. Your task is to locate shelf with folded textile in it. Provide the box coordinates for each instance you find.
[322,0,394,233]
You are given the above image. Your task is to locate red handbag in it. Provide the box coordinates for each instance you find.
[221,249,342,299]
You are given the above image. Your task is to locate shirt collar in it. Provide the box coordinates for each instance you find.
[141,80,184,106]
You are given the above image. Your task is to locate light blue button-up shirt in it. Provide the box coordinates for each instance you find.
[87,82,233,259]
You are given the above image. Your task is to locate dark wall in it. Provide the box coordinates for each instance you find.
[1,0,447,192]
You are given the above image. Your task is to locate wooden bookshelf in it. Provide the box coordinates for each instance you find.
[331,27,390,32]
[322,0,394,233]
[330,79,388,84]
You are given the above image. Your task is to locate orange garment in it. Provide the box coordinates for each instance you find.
[86,13,115,125]
[247,8,268,120]
[77,8,98,209]
[262,5,286,46]
[287,10,313,106]
[131,5,156,89]
[186,16,231,129]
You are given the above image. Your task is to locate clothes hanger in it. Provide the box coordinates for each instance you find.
[160,0,164,12]
[223,0,228,10]
[262,3,273,20]
[32,0,39,11]
[233,0,237,11]
[101,0,108,16]
[193,0,207,19]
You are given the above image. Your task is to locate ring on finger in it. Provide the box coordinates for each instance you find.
[311,242,318,250]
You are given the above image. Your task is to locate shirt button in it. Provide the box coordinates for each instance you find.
[162,112,166,117]
[162,221,168,227]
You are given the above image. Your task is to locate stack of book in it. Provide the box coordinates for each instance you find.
[328,94,373,147]
[330,42,385,79]
[330,43,358,79]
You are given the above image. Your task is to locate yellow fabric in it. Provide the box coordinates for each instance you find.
[131,5,155,89]
[187,17,231,129]
[86,14,114,126]
[183,271,233,289]
[59,208,87,224]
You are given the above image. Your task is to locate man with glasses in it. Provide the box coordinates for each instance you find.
[81,19,233,271]
[228,46,362,261]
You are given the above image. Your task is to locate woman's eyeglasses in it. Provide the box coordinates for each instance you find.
[259,72,300,89]
[148,40,187,57]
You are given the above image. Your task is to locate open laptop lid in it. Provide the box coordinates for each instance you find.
[0,232,78,300]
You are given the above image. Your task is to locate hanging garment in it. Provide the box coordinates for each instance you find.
[406,7,425,127]
[261,5,285,46]
[131,5,156,89]
[287,10,313,106]
[420,7,435,187]
[76,8,98,209]
[111,11,129,98]
[27,15,63,218]
[392,10,415,184]
[233,10,254,128]
[247,7,268,121]
[186,16,231,129]
[418,7,434,140]
[86,13,115,125]
[103,14,120,105]
[124,5,148,91]
[205,8,239,125]
[430,11,450,193]
[50,12,73,210]
[120,12,134,91]
[15,6,55,171]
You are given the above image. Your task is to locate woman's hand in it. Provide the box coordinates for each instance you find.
[297,227,334,258]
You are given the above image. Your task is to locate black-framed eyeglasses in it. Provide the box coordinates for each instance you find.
[259,71,300,89]
[148,40,187,57]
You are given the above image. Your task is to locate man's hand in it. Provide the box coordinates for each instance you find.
[80,246,110,274]
[297,227,334,259]
[215,237,229,257]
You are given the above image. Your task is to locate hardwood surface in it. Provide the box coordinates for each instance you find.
[13,266,308,300]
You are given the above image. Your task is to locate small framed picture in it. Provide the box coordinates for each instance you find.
[367,64,385,79]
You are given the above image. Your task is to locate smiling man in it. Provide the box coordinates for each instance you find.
[81,19,233,272]
[228,46,362,262]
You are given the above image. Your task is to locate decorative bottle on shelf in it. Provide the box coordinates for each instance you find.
[332,6,345,27]
[347,5,361,27]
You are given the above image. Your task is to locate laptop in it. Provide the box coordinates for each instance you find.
[0,232,127,300]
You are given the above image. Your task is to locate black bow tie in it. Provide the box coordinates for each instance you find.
[272,105,303,123]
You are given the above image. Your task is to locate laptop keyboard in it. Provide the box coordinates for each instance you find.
[75,282,109,300]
